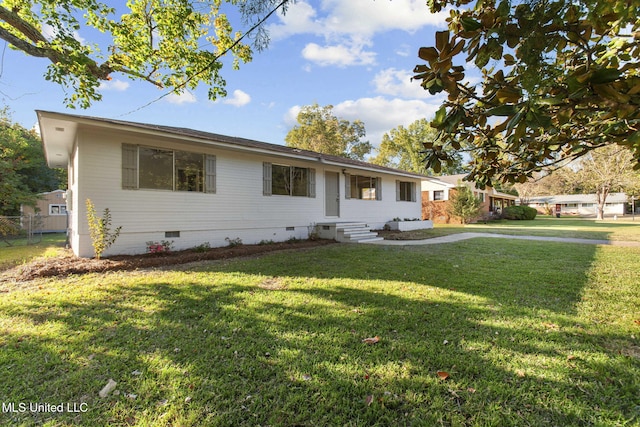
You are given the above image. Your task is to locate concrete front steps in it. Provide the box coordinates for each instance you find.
[316,222,384,243]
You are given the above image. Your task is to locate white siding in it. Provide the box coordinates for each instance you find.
[70,127,422,257]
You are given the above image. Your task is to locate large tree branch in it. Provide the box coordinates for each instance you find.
[0,5,48,45]
[0,26,59,60]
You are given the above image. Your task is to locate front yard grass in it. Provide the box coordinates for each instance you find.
[1,239,639,426]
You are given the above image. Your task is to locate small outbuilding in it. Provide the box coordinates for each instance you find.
[20,189,68,233]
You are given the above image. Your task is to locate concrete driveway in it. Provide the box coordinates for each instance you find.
[364,232,640,247]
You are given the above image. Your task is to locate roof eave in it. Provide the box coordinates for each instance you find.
[36,110,429,178]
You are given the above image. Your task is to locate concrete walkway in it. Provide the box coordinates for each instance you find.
[365,232,640,247]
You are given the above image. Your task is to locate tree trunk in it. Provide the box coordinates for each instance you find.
[596,186,610,220]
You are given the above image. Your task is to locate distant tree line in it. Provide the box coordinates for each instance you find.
[0,109,66,216]
[285,104,468,176]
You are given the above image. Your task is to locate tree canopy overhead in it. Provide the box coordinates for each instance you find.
[0,0,292,108]
[285,103,372,161]
[413,0,640,189]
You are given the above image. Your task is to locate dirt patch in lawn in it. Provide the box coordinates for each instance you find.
[1,239,337,283]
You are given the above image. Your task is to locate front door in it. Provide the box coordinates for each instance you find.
[325,171,340,217]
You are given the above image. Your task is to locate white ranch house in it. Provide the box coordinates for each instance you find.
[38,111,426,257]
[525,193,630,217]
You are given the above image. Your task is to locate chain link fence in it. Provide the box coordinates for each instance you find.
[0,215,45,246]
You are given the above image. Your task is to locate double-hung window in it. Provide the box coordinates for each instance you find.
[396,181,416,202]
[345,174,381,200]
[263,162,316,197]
[122,144,216,193]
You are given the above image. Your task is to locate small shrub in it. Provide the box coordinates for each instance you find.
[502,205,537,220]
[308,225,320,241]
[86,199,122,259]
[192,242,211,252]
[258,239,275,245]
[447,185,482,224]
[146,240,174,254]
[225,237,243,247]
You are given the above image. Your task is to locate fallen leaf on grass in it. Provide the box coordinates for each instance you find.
[362,336,380,345]
[436,371,450,380]
[365,395,374,406]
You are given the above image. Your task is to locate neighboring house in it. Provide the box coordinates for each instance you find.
[421,174,517,224]
[38,111,425,257]
[20,189,68,233]
[525,193,629,217]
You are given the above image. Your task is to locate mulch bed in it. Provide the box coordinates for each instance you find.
[1,239,337,283]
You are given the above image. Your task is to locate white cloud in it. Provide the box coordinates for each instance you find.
[284,96,442,148]
[302,39,375,67]
[395,44,412,57]
[333,97,442,146]
[319,0,448,37]
[166,91,197,105]
[268,0,448,69]
[99,79,130,92]
[373,68,430,99]
[269,2,322,41]
[223,89,251,107]
[284,105,302,127]
[270,0,447,40]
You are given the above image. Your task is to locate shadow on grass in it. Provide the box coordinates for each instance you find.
[1,239,638,425]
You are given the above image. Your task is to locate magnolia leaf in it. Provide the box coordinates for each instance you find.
[449,39,466,57]
[503,53,516,66]
[589,68,622,84]
[419,47,439,63]
[496,87,521,104]
[433,106,447,127]
[487,105,516,116]
[435,30,450,52]
[461,17,483,31]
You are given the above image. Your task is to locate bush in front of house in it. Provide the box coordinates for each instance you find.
[502,205,537,220]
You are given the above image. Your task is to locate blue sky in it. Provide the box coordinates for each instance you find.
[1,0,457,152]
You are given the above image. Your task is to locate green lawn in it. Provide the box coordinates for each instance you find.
[383,217,640,242]
[1,236,639,426]
[0,233,67,271]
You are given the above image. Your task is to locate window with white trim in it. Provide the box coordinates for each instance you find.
[49,204,67,215]
[433,190,445,201]
[122,144,216,193]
